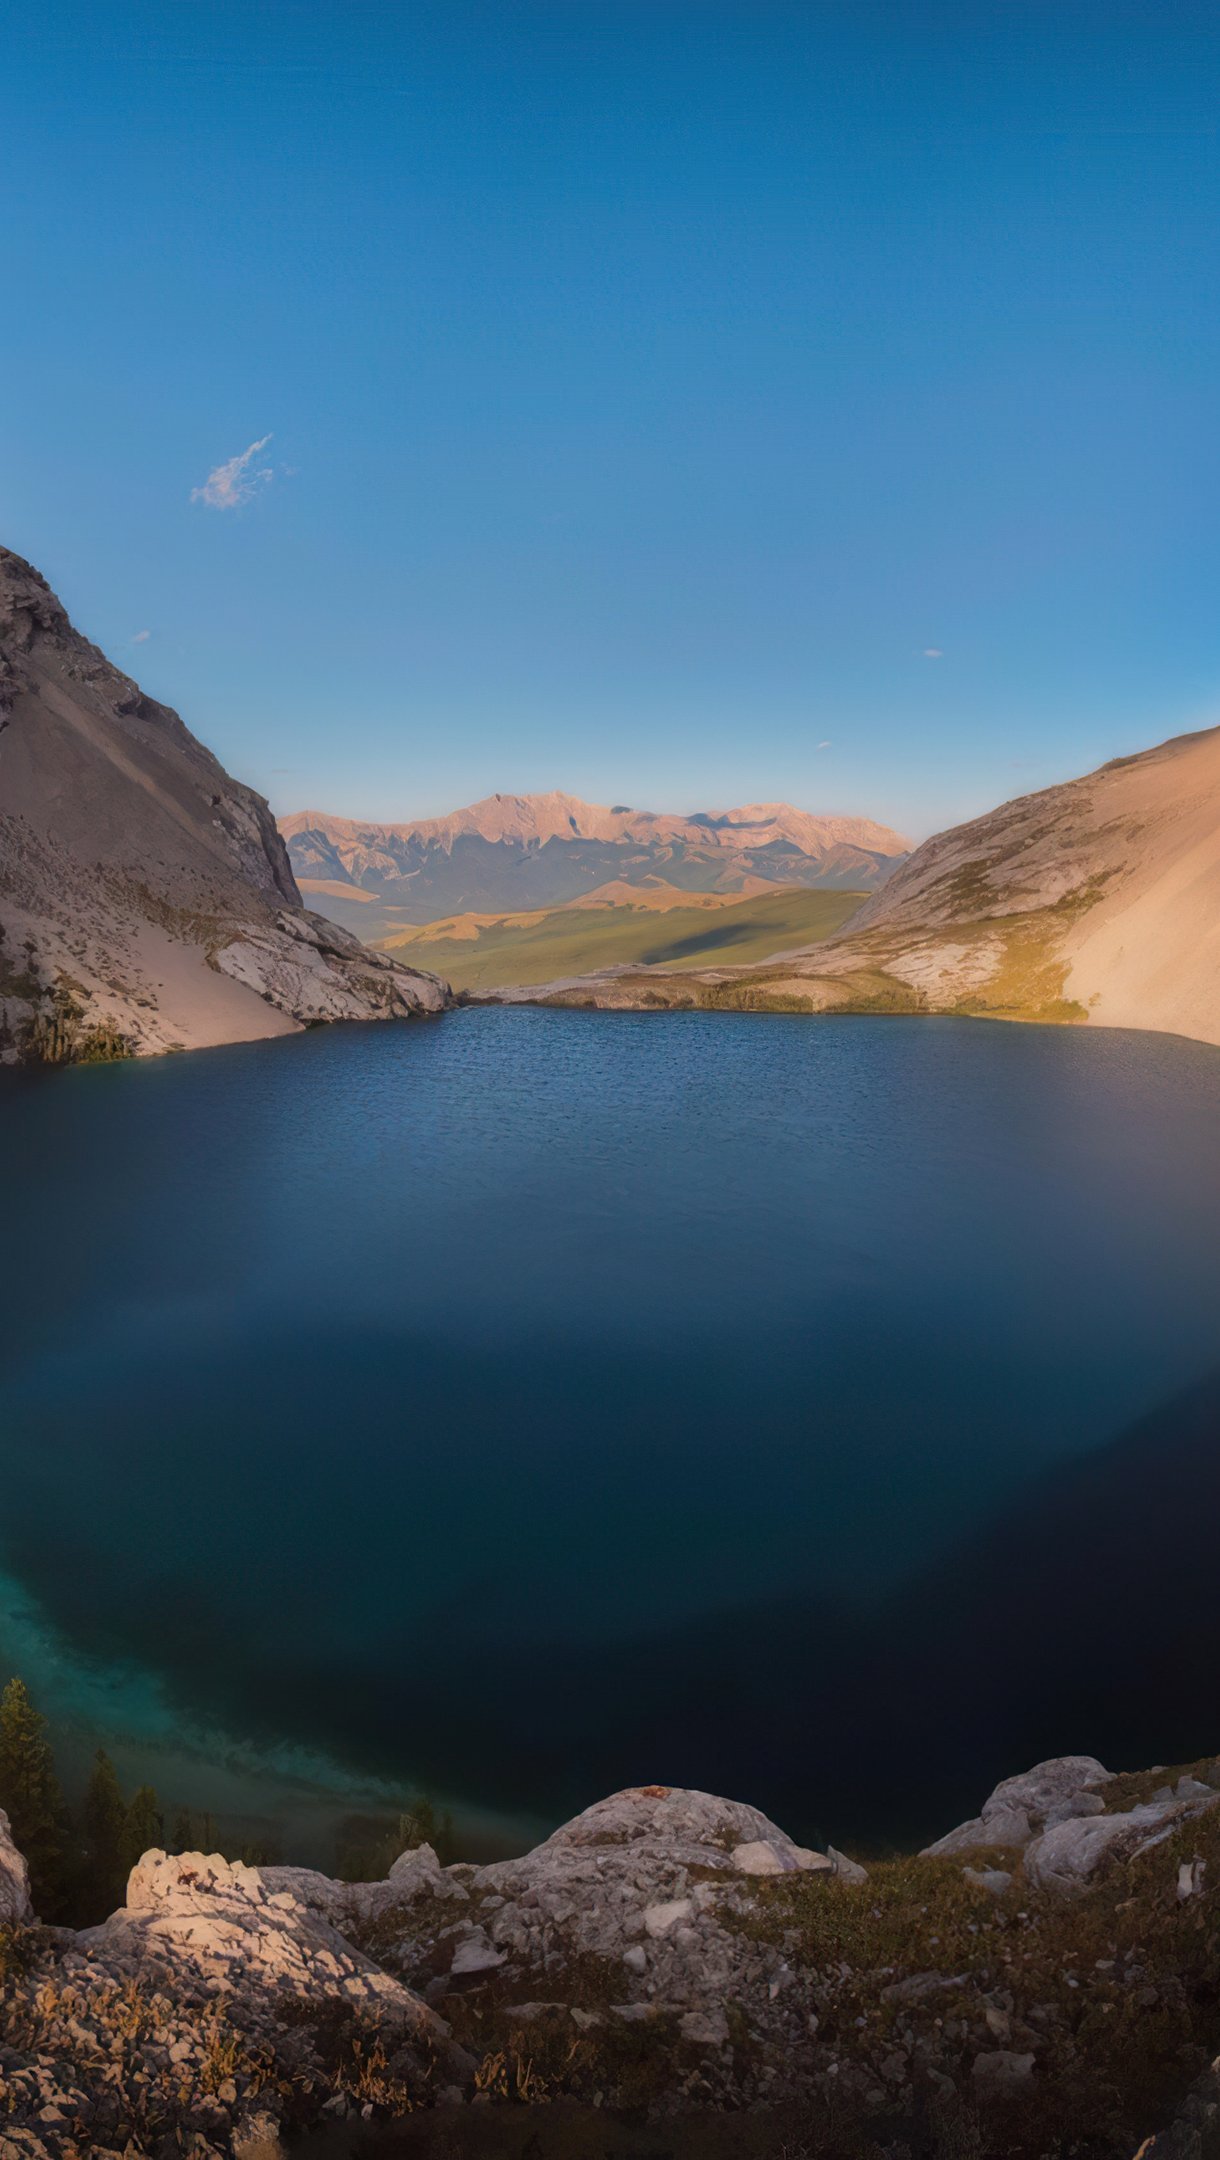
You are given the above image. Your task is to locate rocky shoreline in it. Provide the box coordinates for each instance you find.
[3,1752,1220,2158]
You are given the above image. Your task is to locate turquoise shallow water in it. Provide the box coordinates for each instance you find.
[1,1008,1219,1846]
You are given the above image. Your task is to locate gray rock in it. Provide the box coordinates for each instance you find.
[680,2007,731,2048]
[449,1927,508,1976]
[923,1806,1031,1857]
[260,1841,454,1933]
[828,1845,869,1885]
[972,2049,1036,2097]
[1025,1792,1220,1894]
[1044,1791,1107,1829]
[79,1850,450,2042]
[644,1897,694,1936]
[923,1755,1111,1858]
[731,1839,795,1876]
[881,1971,972,2006]
[0,1806,33,1925]
[1178,1860,1206,1901]
[962,1866,1013,1896]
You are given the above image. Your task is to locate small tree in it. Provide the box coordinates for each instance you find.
[123,1785,162,1870]
[0,1677,66,1916]
[81,1749,128,1920]
[169,1808,194,1854]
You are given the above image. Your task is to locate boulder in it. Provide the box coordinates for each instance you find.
[0,1806,33,1925]
[972,2049,1036,2098]
[962,1865,1013,1896]
[365,1785,861,2023]
[259,1840,452,1929]
[77,1850,450,2044]
[923,1756,1111,1858]
[1024,1791,1220,1894]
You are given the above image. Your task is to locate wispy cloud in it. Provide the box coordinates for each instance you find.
[131,629,151,644]
[191,434,274,510]
[816,739,831,750]
[923,647,944,659]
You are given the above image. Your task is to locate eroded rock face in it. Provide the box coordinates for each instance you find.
[77,1849,449,2041]
[357,1785,865,2042]
[259,1838,456,1930]
[1025,1792,1220,1894]
[922,1755,1112,1859]
[0,545,451,1064]
[0,1805,33,1924]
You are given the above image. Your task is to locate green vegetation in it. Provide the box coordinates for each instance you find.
[22,983,131,1065]
[335,1793,457,1879]
[0,1676,281,1922]
[379,885,865,991]
[0,1674,455,1925]
[80,1748,130,1921]
[949,920,1089,1026]
[722,1768,1220,2159]
[0,1680,67,1917]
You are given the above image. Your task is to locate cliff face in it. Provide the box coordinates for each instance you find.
[499,726,1220,1049]
[0,549,449,1063]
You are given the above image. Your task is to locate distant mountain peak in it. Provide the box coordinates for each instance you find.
[282,791,910,933]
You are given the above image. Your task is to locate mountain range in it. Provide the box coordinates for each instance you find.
[282,793,909,938]
[507,723,1220,1048]
[0,548,447,1064]
[4,542,1219,1060]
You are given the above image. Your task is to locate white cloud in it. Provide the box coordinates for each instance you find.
[816,739,831,749]
[191,434,274,510]
[923,647,944,659]
[131,629,151,644]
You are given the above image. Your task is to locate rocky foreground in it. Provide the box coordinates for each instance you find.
[3,1754,1220,2158]
[0,548,449,1066]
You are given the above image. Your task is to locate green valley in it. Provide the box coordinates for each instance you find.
[377,885,866,993]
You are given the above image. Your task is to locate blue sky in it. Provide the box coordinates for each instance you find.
[4,1,1218,840]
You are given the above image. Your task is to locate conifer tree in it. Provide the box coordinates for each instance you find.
[0,1677,66,1916]
[123,1784,162,1870]
[169,1807,193,1854]
[81,1749,128,1920]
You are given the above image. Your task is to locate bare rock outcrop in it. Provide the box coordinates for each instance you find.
[922,1755,1220,1898]
[0,545,450,1065]
[2,1758,1220,2154]
[77,1849,448,2036]
[922,1753,1113,1859]
[0,1805,33,1924]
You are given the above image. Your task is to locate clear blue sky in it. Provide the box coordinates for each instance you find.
[4,1,1218,840]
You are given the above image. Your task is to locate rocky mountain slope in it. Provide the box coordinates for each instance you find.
[0,549,449,1064]
[2,1753,1219,2157]
[499,726,1220,1049]
[282,792,909,936]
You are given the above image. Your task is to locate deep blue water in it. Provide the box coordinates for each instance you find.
[1,1008,1219,1849]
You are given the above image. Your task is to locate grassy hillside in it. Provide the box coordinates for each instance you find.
[377,886,865,992]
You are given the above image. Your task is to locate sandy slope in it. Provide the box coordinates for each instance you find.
[0,548,449,1063]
